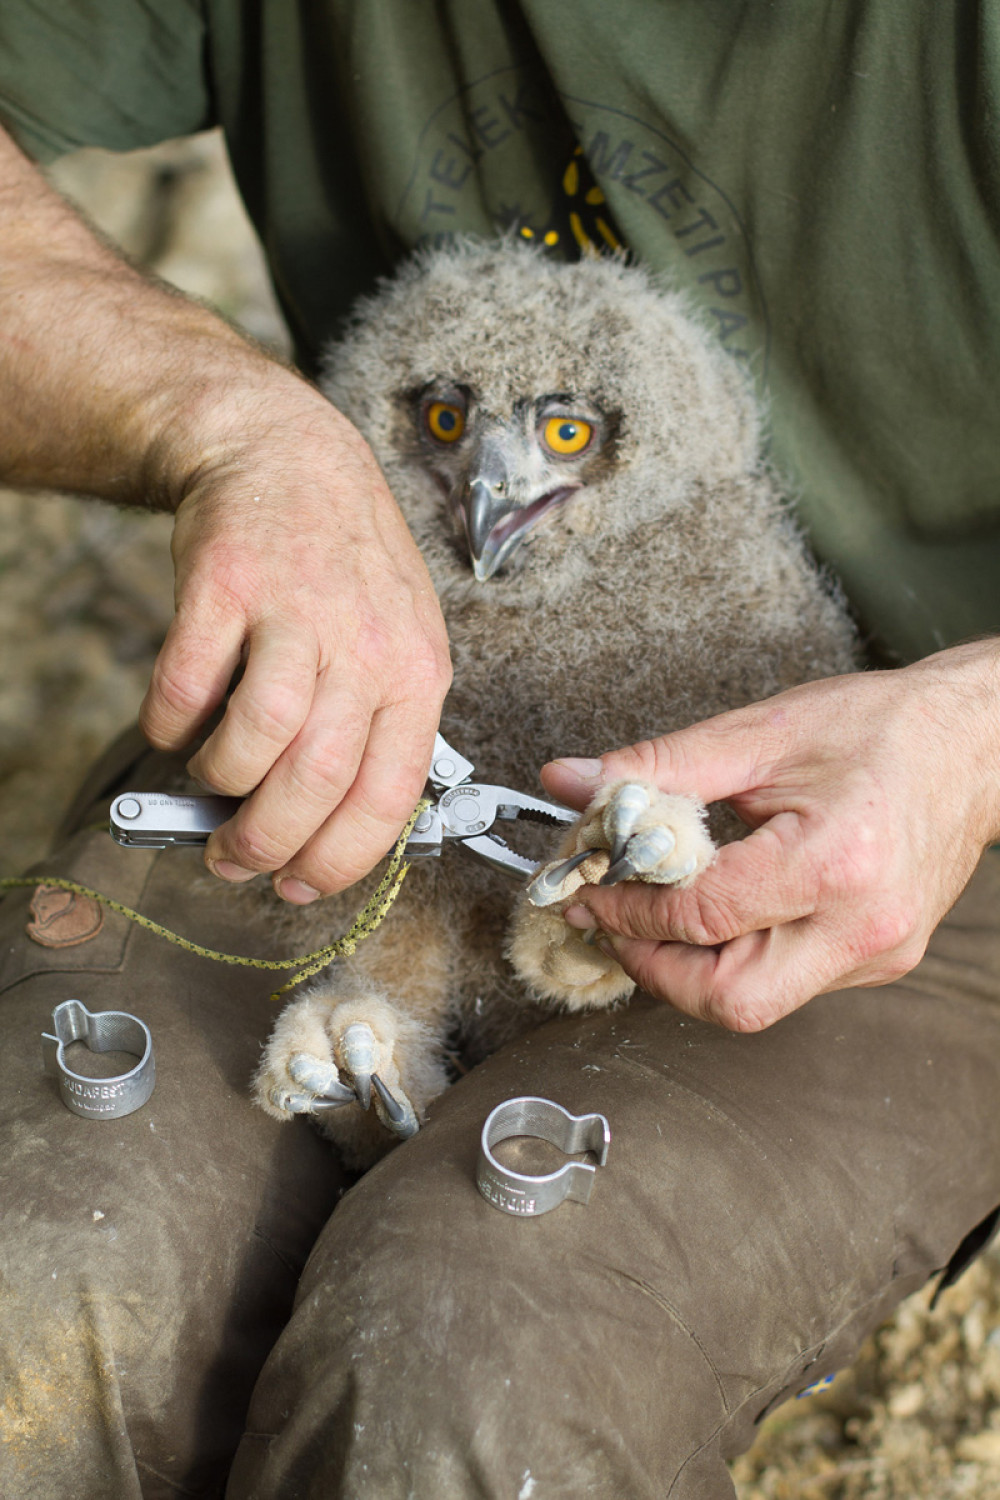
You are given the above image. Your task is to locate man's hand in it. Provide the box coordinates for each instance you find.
[0,120,450,896]
[540,644,1000,1032]
[140,385,451,900]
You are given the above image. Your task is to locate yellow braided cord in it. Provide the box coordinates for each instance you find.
[0,798,430,1003]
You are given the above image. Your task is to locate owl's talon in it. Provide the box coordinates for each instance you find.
[339,1021,376,1108]
[371,1073,420,1139]
[371,1071,404,1123]
[289,1052,354,1100]
[332,1020,418,1129]
[269,1079,355,1117]
[526,847,595,906]
[601,825,677,885]
[311,1093,356,1114]
[600,855,636,886]
[270,1087,319,1116]
[605,782,652,865]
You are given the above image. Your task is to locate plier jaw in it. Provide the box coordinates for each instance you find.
[405,736,576,877]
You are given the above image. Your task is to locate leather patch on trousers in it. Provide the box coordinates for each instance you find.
[26,885,105,949]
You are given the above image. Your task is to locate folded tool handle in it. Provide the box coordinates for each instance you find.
[109,792,241,848]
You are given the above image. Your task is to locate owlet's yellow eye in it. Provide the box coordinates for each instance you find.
[426,401,466,444]
[542,416,593,456]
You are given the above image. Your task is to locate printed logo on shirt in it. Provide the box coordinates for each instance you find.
[395,67,768,375]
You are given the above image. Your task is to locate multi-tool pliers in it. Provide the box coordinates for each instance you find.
[108,734,575,877]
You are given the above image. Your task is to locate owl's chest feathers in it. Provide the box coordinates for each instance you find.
[431,488,831,784]
[439,588,703,786]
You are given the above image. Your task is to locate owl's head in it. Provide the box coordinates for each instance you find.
[321,238,759,599]
[410,377,616,581]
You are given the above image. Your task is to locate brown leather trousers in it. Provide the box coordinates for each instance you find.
[2,734,999,1499]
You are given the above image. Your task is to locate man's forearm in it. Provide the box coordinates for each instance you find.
[0,120,453,898]
[0,121,297,509]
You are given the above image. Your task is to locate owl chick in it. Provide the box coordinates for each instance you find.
[254,239,859,1167]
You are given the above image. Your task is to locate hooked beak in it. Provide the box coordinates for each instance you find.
[454,464,580,582]
[460,477,517,582]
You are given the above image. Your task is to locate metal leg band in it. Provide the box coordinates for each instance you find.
[476,1096,611,1217]
[41,999,155,1120]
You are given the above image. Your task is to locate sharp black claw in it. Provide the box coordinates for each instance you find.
[371,1072,406,1125]
[602,826,677,884]
[607,783,652,866]
[311,1095,356,1113]
[528,847,595,902]
[322,1077,358,1103]
[288,1054,357,1100]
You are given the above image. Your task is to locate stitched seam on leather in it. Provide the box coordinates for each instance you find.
[611,1266,731,1416]
[135,1457,207,1497]
[665,1281,916,1497]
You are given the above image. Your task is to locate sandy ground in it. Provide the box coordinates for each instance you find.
[1,133,997,1497]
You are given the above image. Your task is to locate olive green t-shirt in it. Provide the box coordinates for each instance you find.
[2,0,999,663]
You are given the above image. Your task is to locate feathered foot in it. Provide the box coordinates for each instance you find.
[507,779,715,1008]
[255,980,449,1167]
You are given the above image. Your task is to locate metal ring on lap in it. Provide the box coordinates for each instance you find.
[41,999,155,1120]
[476,1096,610,1217]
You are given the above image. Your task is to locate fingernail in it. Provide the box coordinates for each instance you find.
[275,877,322,905]
[209,860,257,883]
[563,904,597,930]
[597,936,620,961]
[548,757,605,786]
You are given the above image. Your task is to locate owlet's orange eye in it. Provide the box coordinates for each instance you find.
[426,401,466,443]
[542,416,593,456]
